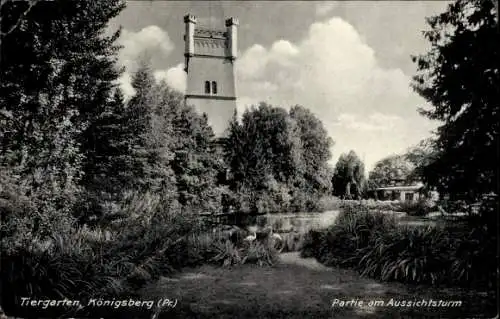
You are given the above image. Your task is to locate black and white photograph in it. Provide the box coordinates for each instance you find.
[0,0,498,318]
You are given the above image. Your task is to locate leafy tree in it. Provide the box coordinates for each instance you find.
[332,151,365,199]
[289,105,333,195]
[368,155,415,189]
[123,62,159,190]
[224,102,335,212]
[224,103,305,211]
[411,0,499,202]
[404,138,438,183]
[0,0,125,234]
[226,103,300,190]
[0,0,38,39]
[169,91,222,213]
[121,63,179,199]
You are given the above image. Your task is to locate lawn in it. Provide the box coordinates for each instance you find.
[139,252,493,318]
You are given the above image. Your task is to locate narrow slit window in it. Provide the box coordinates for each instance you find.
[205,81,211,94]
[212,81,217,94]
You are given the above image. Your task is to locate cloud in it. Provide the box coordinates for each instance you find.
[315,2,340,17]
[237,40,300,81]
[234,16,436,170]
[117,72,135,98]
[335,113,403,132]
[154,63,187,93]
[116,26,186,97]
[117,26,174,72]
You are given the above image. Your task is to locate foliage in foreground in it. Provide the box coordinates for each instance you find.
[301,204,497,289]
[301,205,397,267]
[192,226,281,267]
[0,192,207,317]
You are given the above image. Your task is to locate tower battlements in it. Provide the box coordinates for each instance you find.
[194,28,226,39]
[183,14,238,60]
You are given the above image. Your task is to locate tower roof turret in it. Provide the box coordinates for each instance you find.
[225,17,239,27]
[184,14,197,23]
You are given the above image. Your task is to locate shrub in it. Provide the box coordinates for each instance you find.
[300,229,327,258]
[1,231,121,318]
[397,198,434,216]
[315,196,342,212]
[211,240,244,266]
[300,205,397,267]
[338,199,401,213]
[200,227,280,267]
[451,225,497,288]
[242,236,280,266]
[1,191,209,317]
[301,202,497,289]
[357,226,455,284]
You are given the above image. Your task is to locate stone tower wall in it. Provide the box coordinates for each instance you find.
[184,14,238,138]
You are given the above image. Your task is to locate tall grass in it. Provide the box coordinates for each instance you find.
[301,205,397,267]
[187,225,281,267]
[357,226,455,283]
[1,191,209,317]
[301,203,497,289]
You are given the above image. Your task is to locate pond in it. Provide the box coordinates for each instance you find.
[206,209,438,236]
[255,210,341,234]
[206,210,439,253]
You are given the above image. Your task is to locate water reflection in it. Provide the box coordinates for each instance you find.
[254,210,341,234]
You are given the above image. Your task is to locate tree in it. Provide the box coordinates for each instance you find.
[411,0,499,202]
[289,105,333,195]
[0,0,38,38]
[122,62,178,197]
[224,102,335,211]
[169,92,222,213]
[332,151,365,199]
[225,103,302,191]
[404,138,439,183]
[0,0,125,234]
[224,103,305,211]
[368,155,415,189]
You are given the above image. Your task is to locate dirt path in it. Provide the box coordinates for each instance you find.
[140,253,489,318]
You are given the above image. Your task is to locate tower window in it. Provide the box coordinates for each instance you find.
[212,81,217,94]
[205,81,211,94]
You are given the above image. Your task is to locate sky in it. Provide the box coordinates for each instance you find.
[108,0,451,171]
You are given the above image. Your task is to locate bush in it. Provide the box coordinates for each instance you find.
[315,196,342,212]
[242,238,280,266]
[397,198,434,216]
[300,202,497,289]
[300,205,397,267]
[1,231,121,317]
[357,226,455,284]
[300,229,327,258]
[1,191,208,317]
[194,227,280,267]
